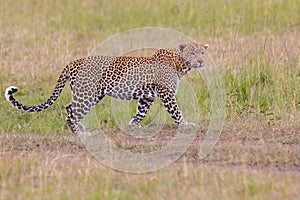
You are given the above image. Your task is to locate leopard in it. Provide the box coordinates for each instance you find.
[5,42,209,135]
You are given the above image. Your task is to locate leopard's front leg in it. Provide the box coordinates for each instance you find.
[129,98,154,128]
[157,86,188,126]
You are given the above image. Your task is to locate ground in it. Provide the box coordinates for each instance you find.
[1,117,299,199]
[0,0,299,199]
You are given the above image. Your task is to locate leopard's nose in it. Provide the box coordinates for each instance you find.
[198,60,205,67]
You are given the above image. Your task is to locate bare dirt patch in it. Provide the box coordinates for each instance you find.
[1,117,299,173]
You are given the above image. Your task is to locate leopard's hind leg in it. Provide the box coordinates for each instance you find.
[66,94,105,135]
[65,103,85,135]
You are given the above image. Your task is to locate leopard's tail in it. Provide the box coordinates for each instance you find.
[5,67,69,112]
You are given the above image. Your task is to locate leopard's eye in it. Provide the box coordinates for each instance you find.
[201,51,205,55]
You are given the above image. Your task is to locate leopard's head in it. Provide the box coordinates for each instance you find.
[179,42,209,70]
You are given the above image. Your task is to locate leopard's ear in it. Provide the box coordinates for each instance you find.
[179,44,186,51]
[203,44,209,50]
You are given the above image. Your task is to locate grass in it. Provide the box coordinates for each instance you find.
[0,0,300,199]
[0,0,299,134]
[1,118,299,199]
[1,156,299,200]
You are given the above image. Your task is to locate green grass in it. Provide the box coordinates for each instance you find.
[0,1,299,198]
[0,0,299,135]
[1,0,299,37]
[225,58,299,117]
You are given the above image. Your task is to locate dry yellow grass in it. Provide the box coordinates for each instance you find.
[1,117,299,199]
[0,0,299,199]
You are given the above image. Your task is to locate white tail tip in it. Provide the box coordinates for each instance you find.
[5,86,18,102]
